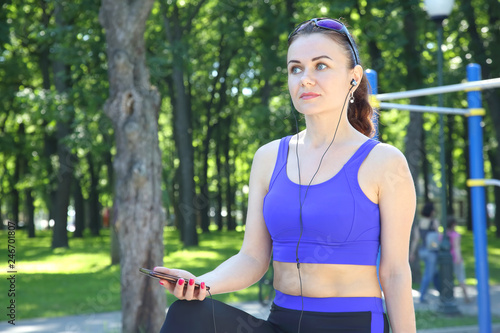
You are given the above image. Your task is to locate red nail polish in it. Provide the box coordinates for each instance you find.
[159,280,164,286]
[200,282,205,289]
[178,279,185,286]
[189,279,195,286]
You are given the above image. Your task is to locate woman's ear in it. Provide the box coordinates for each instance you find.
[351,65,363,92]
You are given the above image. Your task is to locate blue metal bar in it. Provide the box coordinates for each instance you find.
[366,69,379,140]
[375,77,500,101]
[467,63,492,333]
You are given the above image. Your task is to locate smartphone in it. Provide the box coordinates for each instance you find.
[139,268,209,291]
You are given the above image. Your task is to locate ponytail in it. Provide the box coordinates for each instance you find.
[348,75,375,137]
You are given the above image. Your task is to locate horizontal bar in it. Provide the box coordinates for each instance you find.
[376,77,500,101]
[467,179,500,187]
[379,102,470,115]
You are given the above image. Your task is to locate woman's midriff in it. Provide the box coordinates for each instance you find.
[273,261,382,298]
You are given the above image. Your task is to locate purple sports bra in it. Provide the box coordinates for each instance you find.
[263,135,381,266]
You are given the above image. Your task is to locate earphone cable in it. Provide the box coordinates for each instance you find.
[208,289,217,333]
[294,85,355,333]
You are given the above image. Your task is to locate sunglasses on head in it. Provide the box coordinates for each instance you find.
[288,18,360,66]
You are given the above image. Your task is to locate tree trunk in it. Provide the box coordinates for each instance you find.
[110,207,120,265]
[25,189,35,238]
[446,116,455,215]
[405,103,423,284]
[422,130,430,202]
[222,116,236,231]
[401,0,425,283]
[462,117,473,231]
[12,128,21,225]
[39,0,58,226]
[73,176,85,238]
[103,137,120,263]
[87,154,101,236]
[162,3,198,246]
[51,5,72,249]
[99,1,166,331]
[215,133,224,231]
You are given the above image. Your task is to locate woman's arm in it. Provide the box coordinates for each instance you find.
[375,144,417,332]
[158,140,279,300]
[451,233,462,263]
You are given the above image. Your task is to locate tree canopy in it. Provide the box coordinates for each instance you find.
[1,0,499,241]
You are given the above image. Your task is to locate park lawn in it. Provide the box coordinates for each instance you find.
[0,224,499,329]
[459,225,500,286]
[0,226,255,320]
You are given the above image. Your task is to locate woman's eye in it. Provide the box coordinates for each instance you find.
[316,63,327,70]
[290,66,302,74]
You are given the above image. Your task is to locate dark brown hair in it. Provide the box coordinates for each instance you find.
[288,19,375,138]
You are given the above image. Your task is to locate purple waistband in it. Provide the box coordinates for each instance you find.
[274,290,385,313]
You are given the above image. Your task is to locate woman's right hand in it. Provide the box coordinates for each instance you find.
[154,267,208,301]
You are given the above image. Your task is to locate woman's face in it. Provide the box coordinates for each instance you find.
[287,33,354,117]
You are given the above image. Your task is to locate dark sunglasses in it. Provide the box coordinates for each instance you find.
[288,18,360,66]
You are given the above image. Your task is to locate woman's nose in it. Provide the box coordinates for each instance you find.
[300,71,315,86]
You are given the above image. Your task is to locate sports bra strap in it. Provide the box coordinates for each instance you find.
[345,139,380,171]
[268,135,293,191]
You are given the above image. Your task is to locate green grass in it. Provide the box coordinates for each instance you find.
[416,311,497,329]
[0,226,255,320]
[1,224,499,329]
[1,229,122,319]
[460,225,500,285]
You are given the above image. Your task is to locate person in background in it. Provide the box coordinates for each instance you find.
[446,216,471,303]
[410,202,440,303]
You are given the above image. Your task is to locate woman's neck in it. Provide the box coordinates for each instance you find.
[301,116,360,149]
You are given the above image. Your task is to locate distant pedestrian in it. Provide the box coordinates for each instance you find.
[446,216,471,303]
[410,202,440,303]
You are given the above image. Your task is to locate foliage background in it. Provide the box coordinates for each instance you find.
[0,0,499,326]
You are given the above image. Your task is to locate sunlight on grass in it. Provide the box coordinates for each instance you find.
[19,253,111,273]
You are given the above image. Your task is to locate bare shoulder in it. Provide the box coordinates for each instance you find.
[368,142,410,171]
[251,138,283,189]
[366,142,414,193]
[253,138,281,166]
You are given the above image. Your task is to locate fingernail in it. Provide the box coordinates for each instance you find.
[154,266,158,271]
[159,280,164,286]
[200,282,205,289]
[178,279,185,286]
[189,278,195,286]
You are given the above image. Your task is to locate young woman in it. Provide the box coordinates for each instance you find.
[409,201,441,303]
[446,216,470,303]
[156,17,417,332]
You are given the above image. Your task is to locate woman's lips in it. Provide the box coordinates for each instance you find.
[300,92,320,100]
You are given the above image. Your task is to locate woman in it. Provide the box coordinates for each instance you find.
[446,216,470,303]
[157,17,416,332]
[409,201,441,303]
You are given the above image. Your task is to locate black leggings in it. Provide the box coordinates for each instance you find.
[160,298,390,333]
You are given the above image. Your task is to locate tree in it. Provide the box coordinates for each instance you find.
[51,3,73,249]
[99,0,166,331]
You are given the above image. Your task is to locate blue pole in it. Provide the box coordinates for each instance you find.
[366,69,382,286]
[467,63,492,333]
[366,69,379,140]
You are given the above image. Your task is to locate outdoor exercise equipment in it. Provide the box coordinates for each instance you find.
[367,64,500,333]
